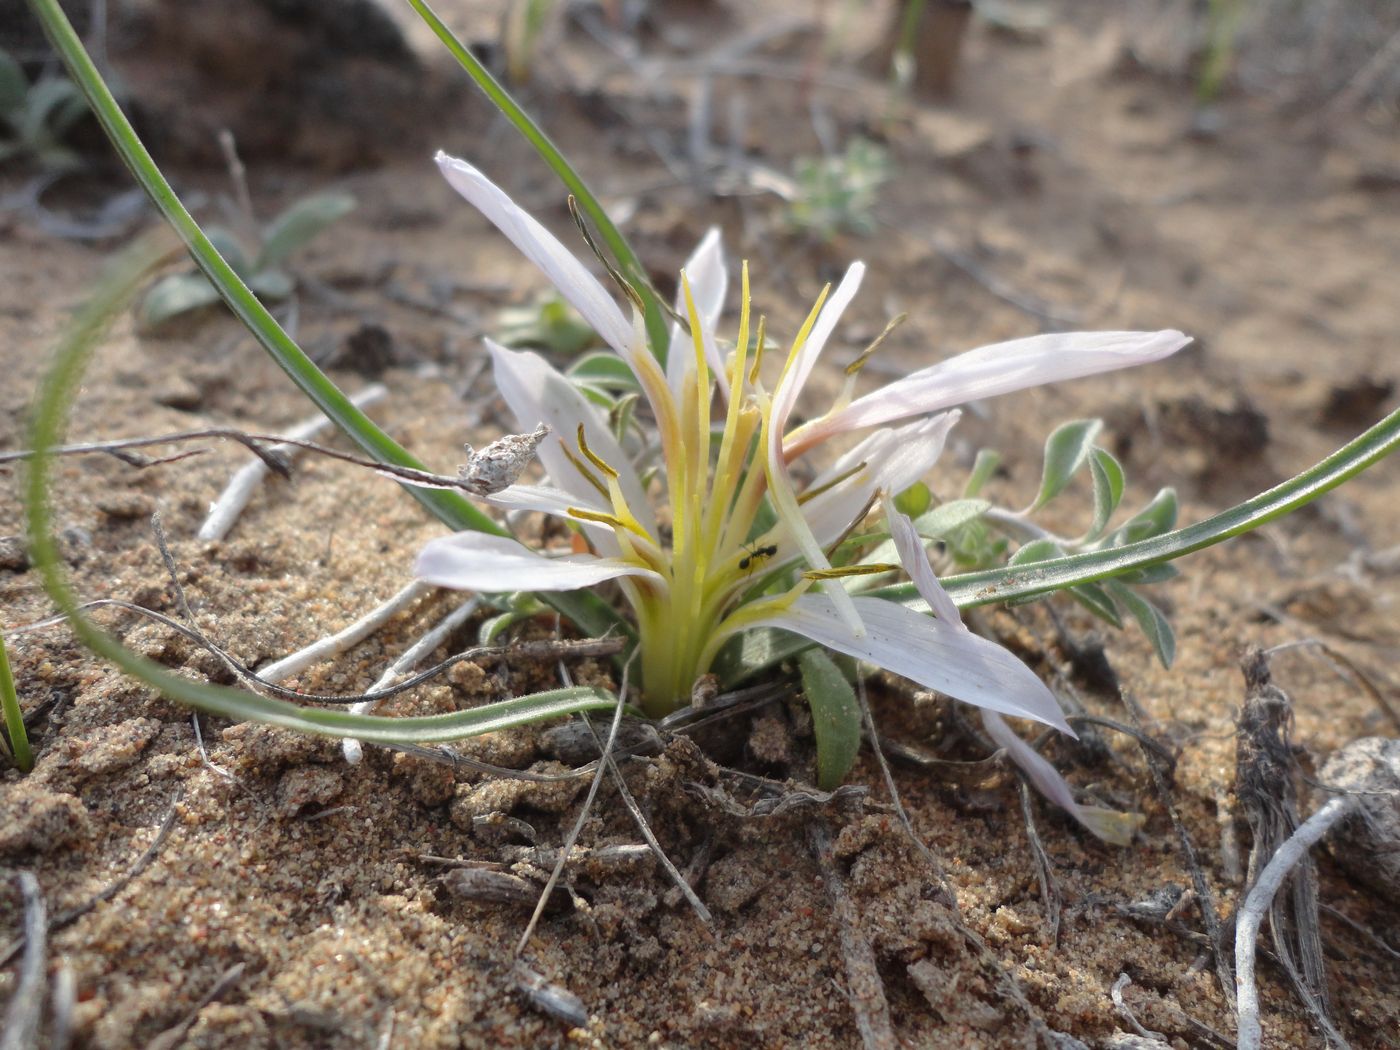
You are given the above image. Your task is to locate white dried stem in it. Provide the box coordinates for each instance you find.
[1235,795,1354,1050]
[256,579,432,684]
[341,595,483,765]
[197,383,387,541]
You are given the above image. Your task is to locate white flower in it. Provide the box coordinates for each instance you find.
[419,151,1189,764]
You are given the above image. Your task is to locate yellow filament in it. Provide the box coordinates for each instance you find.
[575,423,618,479]
[558,442,608,499]
[797,461,868,506]
[801,563,899,580]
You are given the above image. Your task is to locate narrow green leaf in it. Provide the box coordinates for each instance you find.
[18,76,85,143]
[1033,419,1102,510]
[0,630,33,773]
[1086,447,1125,539]
[1068,582,1123,628]
[138,273,223,329]
[963,448,1001,497]
[257,191,356,271]
[1112,487,1179,545]
[0,48,28,114]
[800,648,861,790]
[1105,582,1176,668]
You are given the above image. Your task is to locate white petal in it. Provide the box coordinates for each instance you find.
[982,711,1143,846]
[808,414,957,544]
[814,329,1191,437]
[487,341,653,541]
[436,152,634,355]
[884,496,961,624]
[485,483,608,520]
[416,532,663,592]
[771,262,865,432]
[750,595,1072,732]
[666,228,729,397]
[759,413,958,560]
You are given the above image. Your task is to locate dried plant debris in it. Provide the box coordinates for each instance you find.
[1234,647,1347,1046]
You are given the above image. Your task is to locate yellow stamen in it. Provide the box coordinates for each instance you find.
[558,442,609,498]
[575,423,619,479]
[797,461,868,506]
[567,505,651,540]
[748,315,767,386]
[844,313,906,376]
[801,563,899,581]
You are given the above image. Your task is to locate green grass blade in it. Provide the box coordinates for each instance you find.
[25,0,622,640]
[0,629,33,772]
[24,237,620,746]
[404,0,672,362]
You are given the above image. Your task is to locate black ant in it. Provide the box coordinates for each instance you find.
[738,543,778,572]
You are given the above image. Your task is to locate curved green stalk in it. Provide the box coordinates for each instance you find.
[405,0,671,361]
[26,0,620,640]
[0,630,32,772]
[24,238,620,745]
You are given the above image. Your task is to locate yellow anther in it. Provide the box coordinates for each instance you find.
[575,423,619,479]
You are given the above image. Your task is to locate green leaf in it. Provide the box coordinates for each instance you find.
[963,448,1001,497]
[1117,562,1179,585]
[1086,447,1124,539]
[1033,419,1102,510]
[566,350,640,392]
[0,48,28,115]
[18,76,86,144]
[1068,581,1122,627]
[800,648,861,790]
[1105,581,1176,668]
[893,481,931,518]
[1009,538,1065,566]
[500,296,597,356]
[247,268,294,300]
[1112,487,1179,546]
[914,498,990,539]
[204,226,252,275]
[257,191,356,270]
[138,272,223,329]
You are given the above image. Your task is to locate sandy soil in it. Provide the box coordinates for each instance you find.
[2,2,1398,1047]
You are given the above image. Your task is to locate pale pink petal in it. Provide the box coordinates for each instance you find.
[797,329,1191,445]
[437,152,634,355]
[771,262,865,432]
[749,595,1073,732]
[982,711,1143,846]
[666,228,729,398]
[884,497,961,624]
[487,341,653,542]
[416,532,663,592]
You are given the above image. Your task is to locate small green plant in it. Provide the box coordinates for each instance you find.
[496,293,599,357]
[138,189,355,330]
[0,628,32,772]
[0,45,89,171]
[788,137,891,241]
